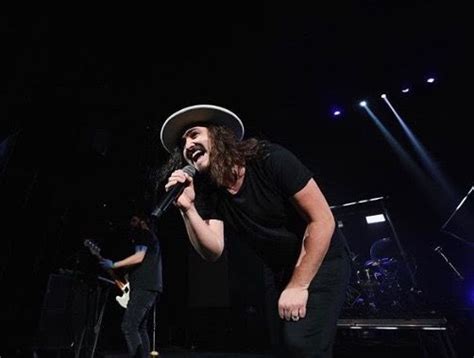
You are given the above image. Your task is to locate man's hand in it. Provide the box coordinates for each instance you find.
[165,169,195,211]
[278,287,309,321]
[100,258,114,270]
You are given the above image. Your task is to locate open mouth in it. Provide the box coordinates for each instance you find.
[191,150,204,163]
[187,146,206,164]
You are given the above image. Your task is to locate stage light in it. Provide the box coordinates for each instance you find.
[426,77,435,83]
[359,101,367,107]
[365,214,386,224]
[330,105,343,117]
[402,88,410,93]
[381,94,387,99]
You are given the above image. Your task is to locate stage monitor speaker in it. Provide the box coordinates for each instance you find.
[37,273,88,349]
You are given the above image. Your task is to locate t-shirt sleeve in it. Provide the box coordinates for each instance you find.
[264,144,314,198]
[134,230,153,247]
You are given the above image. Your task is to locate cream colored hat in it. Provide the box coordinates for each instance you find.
[160,104,244,153]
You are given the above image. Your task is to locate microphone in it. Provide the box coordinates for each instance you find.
[151,165,197,219]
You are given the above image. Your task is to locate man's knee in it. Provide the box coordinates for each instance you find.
[283,329,333,358]
[284,331,307,356]
[121,318,138,335]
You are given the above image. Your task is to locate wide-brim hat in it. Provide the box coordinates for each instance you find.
[160,104,245,153]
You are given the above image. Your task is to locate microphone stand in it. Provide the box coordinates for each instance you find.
[440,185,474,249]
[150,301,159,357]
[433,246,464,281]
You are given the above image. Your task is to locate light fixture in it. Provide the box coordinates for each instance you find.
[365,214,386,224]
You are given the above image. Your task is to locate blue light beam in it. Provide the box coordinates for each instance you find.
[360,104,438,202]
[382,95,457,203]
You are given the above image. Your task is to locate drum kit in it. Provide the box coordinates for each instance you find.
[347,237,409,316]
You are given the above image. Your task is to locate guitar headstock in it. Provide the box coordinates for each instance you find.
[84,239,101,258]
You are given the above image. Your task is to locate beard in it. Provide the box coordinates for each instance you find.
[128,227,141,237]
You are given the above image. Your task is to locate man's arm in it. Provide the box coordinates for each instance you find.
[165,168,225,262]
[112,246,147,269]
[181,206,225,262]
[278,178,335,320]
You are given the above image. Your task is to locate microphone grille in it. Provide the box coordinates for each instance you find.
[182,165,197,177]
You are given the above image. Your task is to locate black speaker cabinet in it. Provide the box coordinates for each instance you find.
[37,273,88,349]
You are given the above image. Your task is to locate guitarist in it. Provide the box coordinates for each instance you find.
[100,213,163,358]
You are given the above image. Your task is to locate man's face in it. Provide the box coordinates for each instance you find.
[129,216,140,228]
[181,126,212,172]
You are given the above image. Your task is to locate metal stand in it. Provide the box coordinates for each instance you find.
[150,301,159,357]
[74,276,113,358]
[381,200,418,289]
[441,185,474,249]
[433,246,464,281]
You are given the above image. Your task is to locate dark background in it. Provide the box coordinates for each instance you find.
[1,3,473,357]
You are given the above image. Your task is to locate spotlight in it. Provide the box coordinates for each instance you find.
[402,88,410,93]
[359,101,367,107]
[426,77,435,83]
[330,106,343,117]
[381,94,387,99]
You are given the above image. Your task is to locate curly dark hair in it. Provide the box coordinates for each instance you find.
[156,124,268,188]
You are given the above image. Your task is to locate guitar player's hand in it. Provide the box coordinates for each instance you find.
[100,258,115,270]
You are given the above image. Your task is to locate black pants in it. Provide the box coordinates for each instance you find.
[265,250,351,358]
[121,288,160,358]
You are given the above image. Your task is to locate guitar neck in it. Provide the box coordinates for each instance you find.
[85,240,127,289]
[106,268,120,281]
[93,253,124,286]
[104,266,127,290]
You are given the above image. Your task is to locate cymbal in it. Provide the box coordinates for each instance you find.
[364,257,397,267]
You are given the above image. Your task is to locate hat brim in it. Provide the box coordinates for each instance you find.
[160,104,245,153]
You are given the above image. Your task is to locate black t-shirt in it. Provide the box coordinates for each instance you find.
[195,143,345,270]
[128,228,163,292]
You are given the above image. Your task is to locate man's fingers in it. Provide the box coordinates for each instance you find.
[165,172,188,191]
[278,304,290,320]
[299,306,306,319]
[290,309,301,321]
[278,307,284,320]
[281,306,304,321]
[183,173,193,183]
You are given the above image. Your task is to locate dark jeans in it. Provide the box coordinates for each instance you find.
[265,250,351,358]
[121,288,160,358]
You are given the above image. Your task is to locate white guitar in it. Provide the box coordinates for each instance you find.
[84,239,130,309]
